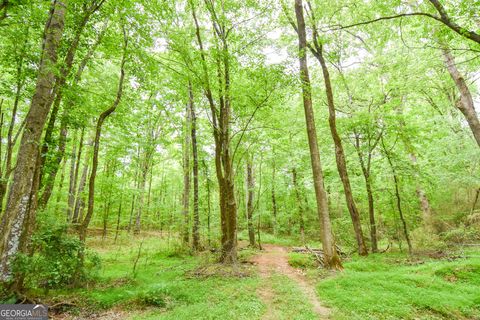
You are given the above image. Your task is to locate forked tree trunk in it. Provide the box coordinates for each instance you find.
[191,2,237,263]
[0,0,67,282]
[309,36,368,256]
[294,0,342,269]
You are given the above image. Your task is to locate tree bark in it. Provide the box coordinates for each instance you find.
[382,138,413,254]
[442,48,480,147]
[191,2,237,263]
[271,157,278,235]
[181,95,191,244]
[0,0,67,282]
[294,0,342,269]
[309,34,368,256]
[39,15,107,209]
[67,128,84,221]
[246,161,255,247]
[354,133,379,253]
[79,27,128,243]
[190,84,200,250]
[291,168,306,243]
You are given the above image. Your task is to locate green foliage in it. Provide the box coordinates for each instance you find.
[13,225,100,290]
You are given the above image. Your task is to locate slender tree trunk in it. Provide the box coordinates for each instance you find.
[66,131,78,221]
[294,0,342,269]
[134,160,148,235]
[247,161,255,247]
[292,168,305,243]
[354,135,378,252]
[271,158,278,235]
[114,198,122,243]
[72,146,90,224]
[79,28,127,243]
[0,0,67,282]
[182,97,191,244]
[203,160,212,247]
[190,84,200,250]
[382,138,412,254]
[67,128,84,221]
[310,39,368,256]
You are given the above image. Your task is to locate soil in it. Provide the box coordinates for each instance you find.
[251,244,331,319]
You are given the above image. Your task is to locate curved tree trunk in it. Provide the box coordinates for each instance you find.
[79,28,128,243]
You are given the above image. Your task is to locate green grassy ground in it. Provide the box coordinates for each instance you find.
[44,233,480,319]
[316,250,480,320]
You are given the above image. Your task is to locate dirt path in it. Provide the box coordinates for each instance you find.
[251,244,331,319]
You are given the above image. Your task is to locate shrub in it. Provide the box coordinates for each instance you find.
[13,224,101,291]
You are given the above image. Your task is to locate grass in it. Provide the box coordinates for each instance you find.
[44,233,264,319]
[316,249,480,320]
[39,231,480,320]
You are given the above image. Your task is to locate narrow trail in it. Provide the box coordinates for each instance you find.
[251,244,331,320]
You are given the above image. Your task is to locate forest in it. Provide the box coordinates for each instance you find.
[0,0,479,319]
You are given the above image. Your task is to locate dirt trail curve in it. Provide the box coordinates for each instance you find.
[251,244,331,320]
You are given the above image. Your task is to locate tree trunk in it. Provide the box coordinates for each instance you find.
[442,48,480,147]
[134,159,148,235]
[203,160,212,247]
[382,138,413,254]
[181,95,191,244]
[190,84,200,250]
[191,3,237,263]
[294,0,342,269]
[114,199,122,243]
[246,161,255,247]
[67,128,84,221]
[292,168,305,243]
[38,16,107,209]
[79,28,127,243]
[271,158,278,235]
[310,37,368,256]
[0,0,67,282]
[354,134,378,252]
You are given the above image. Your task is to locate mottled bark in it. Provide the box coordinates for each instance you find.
[0,0,67,282]
[294,0,342,269]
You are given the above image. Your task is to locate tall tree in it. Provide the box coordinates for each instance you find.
[79,22,128,243]
[0,0,67,283]
[293,0,342,269]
